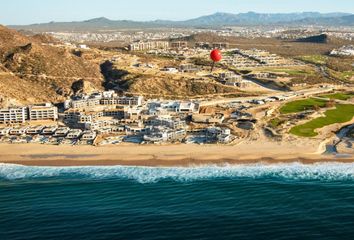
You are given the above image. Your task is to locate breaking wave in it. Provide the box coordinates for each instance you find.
[0,162,354,183]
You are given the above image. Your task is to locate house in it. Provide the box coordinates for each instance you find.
[143,127,186,143]
[54,127,70,137]
[9,127,29,135]
[26,126,46,135]
[206,127,232,143]
[42,126,58,135]
[178,102,199,113]
[81,131,97,141]
[66,129,82,139]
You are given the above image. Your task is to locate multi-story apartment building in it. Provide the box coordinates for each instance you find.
[128,41,169,51]
[70,98,101,109]
[28,103,58,121]
[0,107,28,124]
[100,96,143,106]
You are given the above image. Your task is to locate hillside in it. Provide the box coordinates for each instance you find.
[0,25,103,105]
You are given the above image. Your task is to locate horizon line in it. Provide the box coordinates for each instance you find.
[6,11,354,26]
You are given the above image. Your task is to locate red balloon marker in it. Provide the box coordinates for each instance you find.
[210,49,222,62]
[210,49,222,72]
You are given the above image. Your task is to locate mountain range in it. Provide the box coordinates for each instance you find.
[8,12,354,31]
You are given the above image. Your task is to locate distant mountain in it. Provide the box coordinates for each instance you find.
[8,12,354,31]
[179,12,352,26]
[290,14,354,26]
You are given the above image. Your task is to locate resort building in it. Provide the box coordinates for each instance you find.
[0,107,28,124]
[28,103,58,121]
[70,98,100,110]
[100,96,143,106]
[147,116,186,129]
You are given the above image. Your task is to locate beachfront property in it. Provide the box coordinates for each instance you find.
[54,127,70,137]
[9,126,29,135]
[146,116,186,130]
[206,127,232,143]
[26,126,46,135]
[65,92,143,110]
[0,107,28,124]
[143,126,186,143]
[66,129,83,139]
[0,103,58,124]
[28,103,58,121]
[42,126,58,135]
[81,131,97,141]
[0,90,240,145]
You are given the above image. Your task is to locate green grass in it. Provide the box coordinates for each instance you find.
[290,104,354,137]
[318,93,354,101]
[270,68,313,75]
[280,98,328,114]
[297,55,328,65]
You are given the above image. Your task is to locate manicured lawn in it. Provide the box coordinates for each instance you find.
[290,104,354,137]
[280,98,328,114]
[318,92,354,101]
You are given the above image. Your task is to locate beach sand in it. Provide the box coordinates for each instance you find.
[0,140,352,166]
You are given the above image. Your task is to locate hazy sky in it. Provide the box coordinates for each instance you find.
[1,0,354,25]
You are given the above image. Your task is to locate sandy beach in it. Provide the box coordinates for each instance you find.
[0,140,353,166]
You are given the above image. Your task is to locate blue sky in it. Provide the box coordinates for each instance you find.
[1,0,353,25]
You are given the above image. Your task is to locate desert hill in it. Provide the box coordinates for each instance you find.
[0,25,103,105]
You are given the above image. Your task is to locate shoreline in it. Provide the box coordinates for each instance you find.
[0,143,352,167]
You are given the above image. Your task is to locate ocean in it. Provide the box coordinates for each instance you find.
[0,163,354,240]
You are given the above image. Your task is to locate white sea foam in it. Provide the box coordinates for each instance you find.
[0,163,354,183]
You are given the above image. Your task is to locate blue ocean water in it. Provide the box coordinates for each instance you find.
[0,163,354,240]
